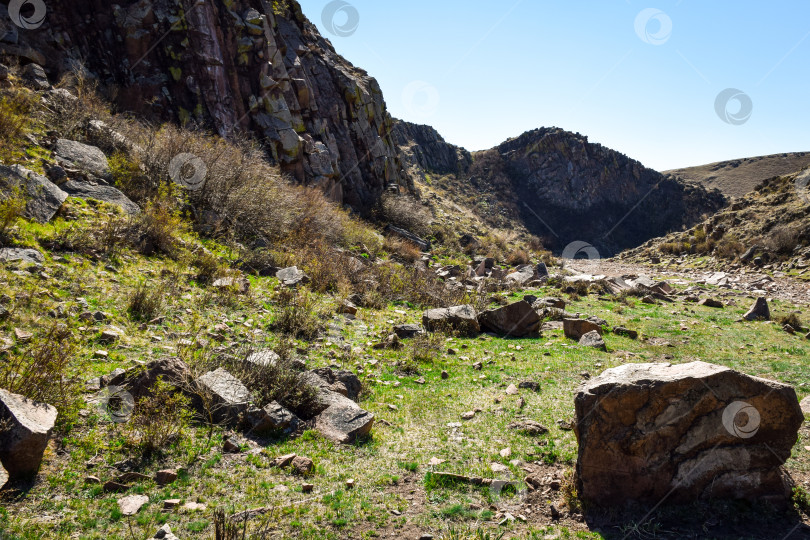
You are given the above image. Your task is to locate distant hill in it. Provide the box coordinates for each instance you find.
[664,152,810,198]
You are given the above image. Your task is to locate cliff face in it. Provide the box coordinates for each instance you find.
[493,128,727,255]
[16,0,407,209]
[392,120,471,176]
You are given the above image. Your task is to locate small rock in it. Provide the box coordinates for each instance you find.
[507,420,548,435]
[181,502,207,512]
[291,456,314,475]
[84,475,101,484]
[346,478,355,489]
[441,370,449,380]
[613,326,638,339]
[698,298,723,308]
[461,411,476,420]
[13,328,32,342]
[579,330,606,351]
[103,480,129,493]
[153,524,180,540]
[163,499,181,509]
[223,438,241,453]
[505,384,519,395]
[302,483,314,493]
[154,469,178,485]
[118,494,149,516]
[272,453,297,468]
[744,297,770,321]
[800,396,810,415]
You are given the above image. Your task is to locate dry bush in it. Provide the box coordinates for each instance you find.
[0,87,36,159]
[0,186,26,237]
[295,241,358,294]
[378,192,432,236]
[214,508,248,540]
[505,248,529,266]
[127,280,165,321]
[49,70,116,142]
[0,324,82,427]
[778,313,803,330]
[384,236,422,263]
[129,197,187,256]
[126,378,192,455]
[714,236,745,259]
[271,288,326,340]
[766,226,799,256]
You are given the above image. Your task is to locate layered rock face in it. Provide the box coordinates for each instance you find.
[19,0,407,209]
[574,362,803,507]
[494,129,727,255]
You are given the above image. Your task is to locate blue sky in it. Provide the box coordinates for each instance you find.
[298,0,810,171]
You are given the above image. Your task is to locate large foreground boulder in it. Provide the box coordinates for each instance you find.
[744,297,771,321]
[0,389,58,478]
[478,301,541,338]
[53,139,111,179]
[575,361,803,507]
[422,305,479,337]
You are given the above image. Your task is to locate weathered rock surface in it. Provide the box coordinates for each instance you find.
[107,357,192,400]
[0,389,58,478]
[247,401,300,435]
[118,494,149,516]
[393,324,425,339]
[62,181,140,215]
[563,319,602,341]
[0,164,67,223]
[384,224,430,251]
[478,301,541,338]
[18,0,409,210]
[423,305,479,337]
[53,139,111,179]
[392,120,471,176]
[196,368,252,422]
[276,266,310,287]
[575,361,804,506]
[800,396,810,416]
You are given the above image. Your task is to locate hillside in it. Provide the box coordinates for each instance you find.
[622,169,810,276]
[665,152,810,198]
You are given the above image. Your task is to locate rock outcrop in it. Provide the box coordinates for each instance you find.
[18,0,409,210]
[392,120,471,176]
[478,301,541,338]
[423,305,480,337]
[574,362,803,506]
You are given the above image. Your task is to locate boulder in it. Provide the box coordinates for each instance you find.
[0,389,58,478]
[393,324,425,339]
[153,524,180,540]
[613,326,638,339]
[245,350,280,368]
[505,265,535,286]
[575,361,804,506]
[247,401,300,435]
[310,367,362,401]
[478,301,541,338]
[0,248,44,265]
[422,305,479,337]
[53,139,110,179]
[118,494,149,516]
[699,298,724,308]
[276,266,310,287]
[0,164,67,223]
[384,224,430,251]
[20,63,49,90]
[744,297,771,321]
[579,330,606,351]
[297,372,373,444]
[62,181,140,215]
[563,319,602,341]
[107,357,192,400]
[212,276,250,294]
[196,368,252,423]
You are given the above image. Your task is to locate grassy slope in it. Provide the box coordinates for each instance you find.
[0,213,808,538]
[665,152,810,199]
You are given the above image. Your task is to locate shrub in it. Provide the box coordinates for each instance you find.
[0,323,82,428]
[778,313,803,330]
[127,378,192,455]
[0,88,36,160]
[714,236,745,259]
[505,248,529,266]
[0,186,26,237]
[378,193,432,237]
[271,288,325,340]
[384,236,422,264]
[127,281,165,321]
[766,226,799,256]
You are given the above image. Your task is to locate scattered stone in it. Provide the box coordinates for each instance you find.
[505,384,519,395]
[472,362,483,371]
[302,483,314,493]
[107,357,192,400]
[99,328,122,343]
[163,499,181,510]
[699,298,724,308]
[212,276,250,294]
[0,248,45,265]
[153,524,180,540]
[338,300,358,315]
[641,295,657,304]
[103,480,129,493]
[247,401,300,435]
[223,438,241,453]
[345,478,355,489]
[116,471,150,483]
[441,370,449,380]
[491,462,509,473]
[422,305,480,337]
[291,456,314,475]
[499,448,512,458]
[181,502,207,512]
[575,361,804,506]
[563,319,601,341]
[393,324,425,339]
[507,420,548,435]
[276,266,310,287]
[384,224,430,251]
[0,389,57,478]
[272,453,297,468]
[784,324,796,335]
[579,330,606,351]
[154,469,178,486]
[478,301,541,338]
[84,475,101,484]
[13,328,32,342]
[744,298,771,321]
[300,372,374,444]
[801,396,810,415]
[461,411,476,420]
[62,180,140,215]
[196,368,252,423]
[118,494,149,516]
[428,457,445,466]
[613,327,638,339]
[518,381,540,392]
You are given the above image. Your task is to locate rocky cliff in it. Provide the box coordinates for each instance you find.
[6,0,407,209]
[461,128,727,255]
[392,120,471,177]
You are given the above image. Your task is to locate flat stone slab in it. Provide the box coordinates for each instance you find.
[0,389,58,478]
[62,181,140,215]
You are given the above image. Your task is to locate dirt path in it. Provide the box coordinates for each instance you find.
[565,259,810,306]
